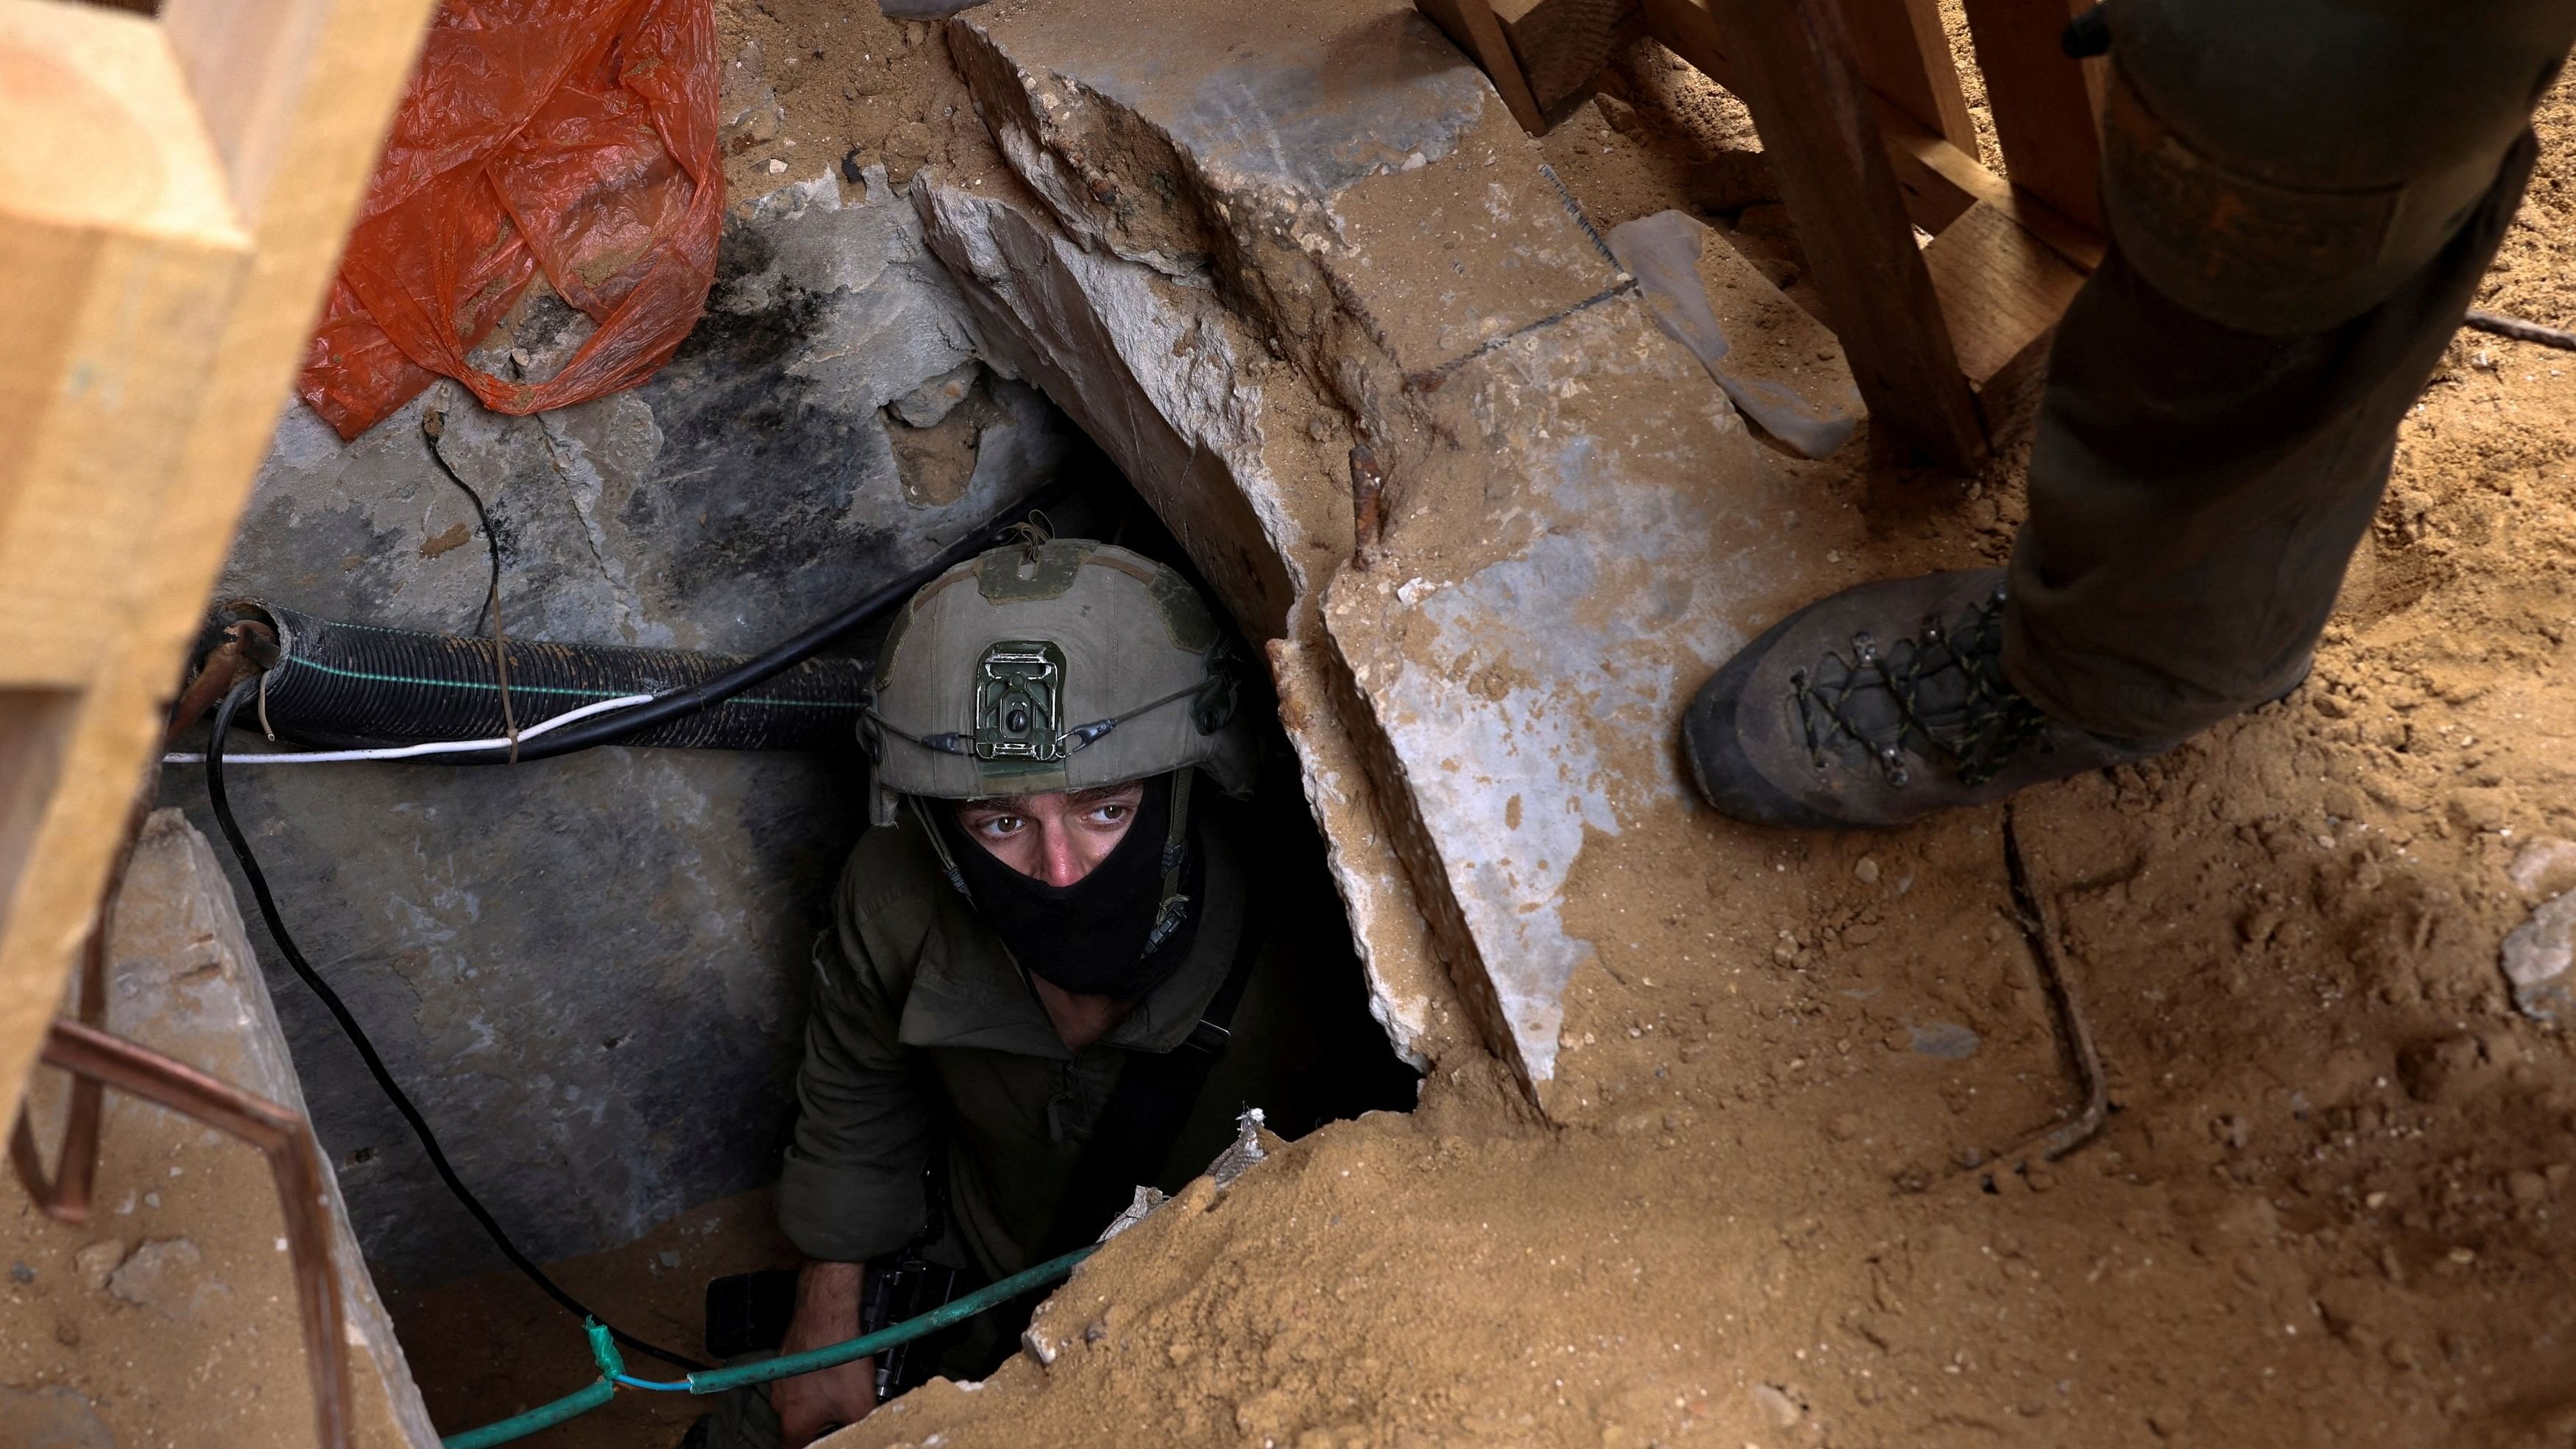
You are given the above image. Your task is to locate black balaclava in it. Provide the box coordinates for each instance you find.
[933,772,1206,1002]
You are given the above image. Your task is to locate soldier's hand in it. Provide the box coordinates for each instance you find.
[771,1354,876,1448]
[773,1259,875,1447]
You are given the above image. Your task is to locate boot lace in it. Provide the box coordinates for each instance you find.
[1788,584,2055,788]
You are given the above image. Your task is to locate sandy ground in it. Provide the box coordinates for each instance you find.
[817,26,2576,1449]
[397,11,2576,1449]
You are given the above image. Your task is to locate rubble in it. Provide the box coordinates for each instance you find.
[105,1239,222,1321]
[2501,890,2575,1021]
[0,1385,112,1449]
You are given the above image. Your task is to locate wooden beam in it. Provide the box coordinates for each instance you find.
[0,2,252,692]
[1417,0,1551,133]
[1920,196,2089,408]
[0,0,436,1125]
[1639,0,1738,86]
[160,0,339,216]
[1836,0,1978,155]
[1639,0,2095,263]
[1699,0,1987,469]
[1490,0,1643,114]
[1875,99,2103,269]
[1957,0,2103,230]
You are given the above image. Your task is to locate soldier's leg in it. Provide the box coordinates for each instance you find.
[2003,0,2563,740]
[2005,138,2536,742]
[1682,1,2572,829]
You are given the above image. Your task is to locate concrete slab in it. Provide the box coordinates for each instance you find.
[948,0,1623,403]
[914,171,1460,1063]
[913,176,1325,639]
[1323,290,1842,1108]
[4,810,437,1447]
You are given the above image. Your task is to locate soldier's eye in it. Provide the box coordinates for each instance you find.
[976,814,1025,837]
[1089,804,1129,824]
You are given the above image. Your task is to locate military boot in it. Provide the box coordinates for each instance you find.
[1681,569,2155,829]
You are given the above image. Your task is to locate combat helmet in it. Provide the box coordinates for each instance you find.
[861,535,1253,829]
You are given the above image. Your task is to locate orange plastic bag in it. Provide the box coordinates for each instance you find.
[299,0,721,439]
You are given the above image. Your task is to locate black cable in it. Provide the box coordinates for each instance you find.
[409,481,1077,766]
[422,409,521,757]
[203,679,708,1372]
[420,411,507,638]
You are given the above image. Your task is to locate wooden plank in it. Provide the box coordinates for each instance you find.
[1872,98,1979,231]
[1836,0,1978,154]
[1638,0,2095,263]
[1648,0,1970,233]
[0,0,436,1125]
[1875,98,2103,269]
[1958,0,2103,230]
[1490,0,1641,114]
[1639,0,1738,87]
[1920,196,2089,392]
[1417,0,1550,134]
[0,693,77,959]
[1699,0,1987,469]
[0,1,252,688]
[162,0,337,215]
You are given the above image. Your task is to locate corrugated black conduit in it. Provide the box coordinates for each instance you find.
[240,603,874,753]
[215,482,1069,762]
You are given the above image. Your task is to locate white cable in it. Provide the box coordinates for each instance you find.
[163,693,657,766]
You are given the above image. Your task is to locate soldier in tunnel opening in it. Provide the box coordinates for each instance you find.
[691,534,1413,1448]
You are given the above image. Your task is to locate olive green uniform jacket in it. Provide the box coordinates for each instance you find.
[775,809,1295,1281]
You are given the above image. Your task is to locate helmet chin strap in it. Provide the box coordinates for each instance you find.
[912,771,1197,963]
[911,793,974,904]
[1144,768,1194,953]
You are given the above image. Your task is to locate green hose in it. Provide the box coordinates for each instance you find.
[443,1380,616,1449]
[438,1246,1099,1448]
[683,1247,1096,1395]
[442,1319,629,1449]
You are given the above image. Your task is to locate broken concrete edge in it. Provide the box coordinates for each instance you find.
[113,810,440,1447]
[910,174,1315,640]
[1019,1107,1281,1372]
[1269,638,1466,1073]
[1301,632,1533,1085]
[915,159,1482,1079]
[939,4,1588,486]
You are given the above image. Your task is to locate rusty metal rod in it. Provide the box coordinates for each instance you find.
[19,1021,350,1449]
[166,622,272,746]
[1350,441,1385,569]
[1998,803,2110,1163]
[2463,308,2576,352]
[7,774,168,1225]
